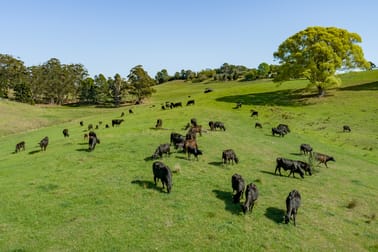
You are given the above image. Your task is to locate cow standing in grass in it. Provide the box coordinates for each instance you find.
[285,190,301,226]
[152,161,172,193]
[39,137,49,151]
[15,141,25,153]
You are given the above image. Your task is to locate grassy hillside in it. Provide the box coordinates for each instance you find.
[0,71,377,251]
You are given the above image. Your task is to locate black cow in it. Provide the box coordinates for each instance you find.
[155,119,163,128]
[152,161,172,193]
[170,132,185,150]
[209,121,226,131]
[272,127,286,137]
[235,102,242,109]
[39,136,49,151]
[343,125,351,132]
[275,157,304,178]
[250,110,258,117]
[300,144,312,156]
[222,149,239,164]
[255,122,262,128]
[186,100,195,106]
[277,124,290,134]
[313,152,335,168]
[204,88,213,93]
[186,145,203,160]
[80,121,84,126]
[62,128,69,138]
[112,119,124,127]
[129,109,134,114]
[231,174,245,204]
[295,160,312,176]
[242,183,259,214]
[285,190,301,226]
[152,143,171,159]
[171,102,182,108]
[88,131,100,151]
[15,141,25,153]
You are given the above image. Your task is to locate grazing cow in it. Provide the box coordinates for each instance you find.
[152,143,171,159]
[183,138,200,160]
[343,125,351,132]
[275,157,304,178]
[121,112,125,117]
[209,121,226,131]
[161,105,166,110]
[171,102,182,108]
[272,127,286,137]
[285,190,301,226]
[62,128,69,138]
[300,144,313,156]
[313,152,335,168]
[80,121,84,126]
[204,88,213,93]
[39,136,49,151]
[170,132,185,149]
[255,122,262,128]
[88,131,100,151]
[295,160,312,176]
[242,183,259,214]
[112,119,124,127]
[187,125,202,138]
[222,149,239,164]
[250,110,259,117]
[186,99,195,106]
[152,161,172,193]
[231,174,245,204]
[129,109,134,114]
[277,124,290,134]
[155,119,163,128]
[15,141,25,153]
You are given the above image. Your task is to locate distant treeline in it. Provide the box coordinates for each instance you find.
[0,53,277,106]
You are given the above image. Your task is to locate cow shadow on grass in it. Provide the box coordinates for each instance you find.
[131,180,162,192]
[260,170,278,176]
[265,207,285,224]
[28,150,41,155]
[208,161,223,167]
[216,88,319,107]
[76,148,90,152]
[212,189,242,215]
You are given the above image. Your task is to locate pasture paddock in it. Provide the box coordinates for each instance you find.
[0,71,377,251]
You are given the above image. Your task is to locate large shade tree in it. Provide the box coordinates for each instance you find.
[273,26,370,96]
[127,65,156,103]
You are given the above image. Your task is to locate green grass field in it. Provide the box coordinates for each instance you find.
[0,71,377,251]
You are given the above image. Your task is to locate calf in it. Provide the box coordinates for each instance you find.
[170,132,185,150]
[222,149,239,164]
[62,128,69,138]
[250,110,258,117]
[300,144,312,156]
[39,136,49,151]
[152,143,171,159]
[272,127,286,137]
[284,190,301,226]
[242,183,259,214]
[15,141,25,153]
[343,125,351,132]
[277,124,290,134]
[313,152,335,168]
[255,122,262,128]
[275,157,304,178]
[186,99,195,106]
[112,119,124,127]
[155,119,163,128]
[88,131,100,151]
[231,174,245,204]
[152,161,172,193]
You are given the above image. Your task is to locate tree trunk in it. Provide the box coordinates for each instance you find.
[317,86,325,97]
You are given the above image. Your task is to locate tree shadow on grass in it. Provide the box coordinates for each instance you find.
[265,207,285,224]
[340,81,378,91]
[216,88,320,107]
[212,189,242,215]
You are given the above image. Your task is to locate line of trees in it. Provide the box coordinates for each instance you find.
[0,55,155,106]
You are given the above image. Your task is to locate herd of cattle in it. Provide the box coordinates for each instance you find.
[12,100,346,226]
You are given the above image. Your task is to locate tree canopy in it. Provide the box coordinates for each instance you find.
[273,26,370,96]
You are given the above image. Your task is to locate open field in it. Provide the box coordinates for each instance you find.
[0,71,377,251]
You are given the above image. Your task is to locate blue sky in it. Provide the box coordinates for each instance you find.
[1,0,377,77]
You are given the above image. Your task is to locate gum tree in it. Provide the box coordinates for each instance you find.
[273,26,370,96]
